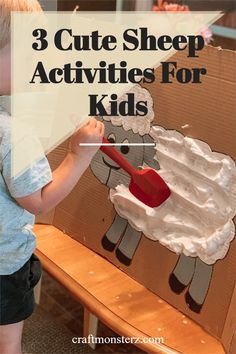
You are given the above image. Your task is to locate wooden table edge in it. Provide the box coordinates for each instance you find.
[35,249,181,354]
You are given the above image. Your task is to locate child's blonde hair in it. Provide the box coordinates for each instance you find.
[0,0,42,49]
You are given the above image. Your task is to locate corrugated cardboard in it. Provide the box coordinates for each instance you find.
[38,46,236,352]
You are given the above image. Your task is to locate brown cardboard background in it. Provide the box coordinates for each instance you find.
[40,46,236,348]
[222,285,236,351]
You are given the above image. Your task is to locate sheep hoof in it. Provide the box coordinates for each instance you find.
[169,273,186,294]
[101,235,116,252]
[116,248,132,266]
[185,291,202,313]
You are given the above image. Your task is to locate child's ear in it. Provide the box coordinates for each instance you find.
[142,134,160,170]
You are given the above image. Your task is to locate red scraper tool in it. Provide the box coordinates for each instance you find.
[100,137,171,208]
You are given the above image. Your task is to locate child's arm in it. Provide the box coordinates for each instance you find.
[15,118,104,215]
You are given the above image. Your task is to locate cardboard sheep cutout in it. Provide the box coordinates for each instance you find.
[90,84,236,313]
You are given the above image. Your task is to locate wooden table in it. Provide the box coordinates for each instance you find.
[34,224,225,354]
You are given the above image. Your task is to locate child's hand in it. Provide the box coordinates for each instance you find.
[69,118,104,163]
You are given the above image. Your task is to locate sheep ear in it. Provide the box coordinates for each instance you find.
[143,134,160,170]
[95,116,104,123]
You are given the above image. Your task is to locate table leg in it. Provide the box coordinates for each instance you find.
[83,308,99,350]
[34,276,42,305]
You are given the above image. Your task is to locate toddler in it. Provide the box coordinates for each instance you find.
[0,1,104,353]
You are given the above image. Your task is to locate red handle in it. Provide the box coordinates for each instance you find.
[100,137,136,177]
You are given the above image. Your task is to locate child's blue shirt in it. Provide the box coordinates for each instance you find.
[0,105,52,275]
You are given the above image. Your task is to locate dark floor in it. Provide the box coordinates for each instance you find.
[37,270,145,354]
[23,305,92,354]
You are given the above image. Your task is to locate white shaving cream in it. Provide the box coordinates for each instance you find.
[103,84,154,136]
[110,126,236,264]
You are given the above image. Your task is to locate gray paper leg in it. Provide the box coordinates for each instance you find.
[116,224,142,265]
[105,213,128,244]
[187,258,213,306]
[173,254,196,285]
[169,254,196,294]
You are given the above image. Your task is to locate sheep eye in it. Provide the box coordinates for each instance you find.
[107,133,116,144]
[120,139,129,155]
